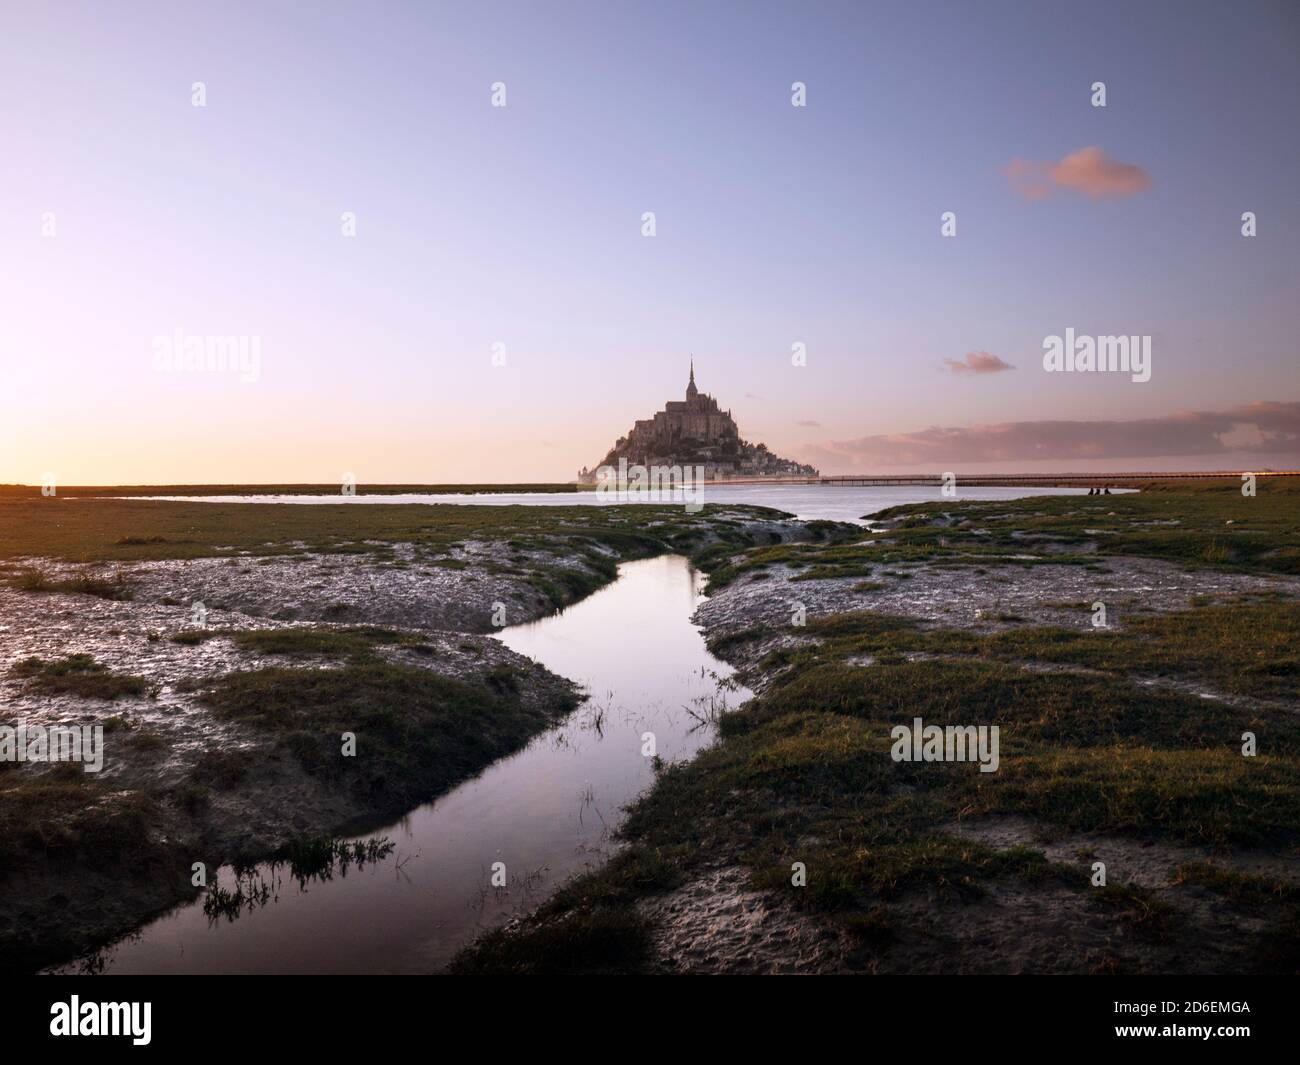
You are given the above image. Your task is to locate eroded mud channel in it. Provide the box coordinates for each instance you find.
[0,502,799,972]
[448,487,1300,975]
[38,554,746,973]
[4,488,1299,975]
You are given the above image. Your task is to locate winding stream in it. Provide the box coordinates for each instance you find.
[71,554,748,974]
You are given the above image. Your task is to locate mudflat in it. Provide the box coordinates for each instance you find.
[452,479,1300,975]
[0,494,847,972]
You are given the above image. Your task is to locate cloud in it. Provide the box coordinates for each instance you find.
[804,401,1300,469]
[1005,146,1152,200]
[797,419,822,428]
[943,351,1014,375]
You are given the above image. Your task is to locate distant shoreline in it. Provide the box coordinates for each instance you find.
[2,470,1295,498]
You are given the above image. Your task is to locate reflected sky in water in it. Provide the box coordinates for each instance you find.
[72,555,746,974]
[128,483,1100,524]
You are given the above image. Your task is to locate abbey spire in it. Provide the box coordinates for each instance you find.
[579,357,819,482]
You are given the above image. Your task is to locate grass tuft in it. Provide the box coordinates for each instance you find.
[11,655,147,699]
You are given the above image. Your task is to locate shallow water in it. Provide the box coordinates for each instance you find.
[128,484,1101,524]
[69,555,747,974]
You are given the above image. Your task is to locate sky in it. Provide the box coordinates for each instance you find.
[1,0,1297,484]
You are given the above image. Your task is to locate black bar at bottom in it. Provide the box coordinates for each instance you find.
[7,975,1290,1052]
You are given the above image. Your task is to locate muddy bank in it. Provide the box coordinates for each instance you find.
[452,484,1300,975]
[698,552,1300,696]
[638,863,849,974]
[0,504,845,972]
[0,618,576,973]
[55,553,750,974]
[627,823,1298,975]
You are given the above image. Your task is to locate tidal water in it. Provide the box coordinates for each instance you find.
[69,555,747,974]
[131,483,1098,524]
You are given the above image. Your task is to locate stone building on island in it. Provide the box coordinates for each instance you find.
[579,360,818,482]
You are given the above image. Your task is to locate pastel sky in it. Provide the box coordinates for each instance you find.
[2,0,1297,484]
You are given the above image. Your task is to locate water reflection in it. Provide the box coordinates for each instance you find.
[68,555,747,974]
[127,484,1103,524]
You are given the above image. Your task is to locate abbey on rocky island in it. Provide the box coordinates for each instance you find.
[579,360,819,482]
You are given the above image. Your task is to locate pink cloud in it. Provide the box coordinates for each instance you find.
[943,351,1015,375]
[1005,146,1152,200]
[803,401,1300,469]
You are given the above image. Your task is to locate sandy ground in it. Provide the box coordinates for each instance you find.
[700,552,1299,639]
[698,552,1300,695]
[640,864,850,974]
